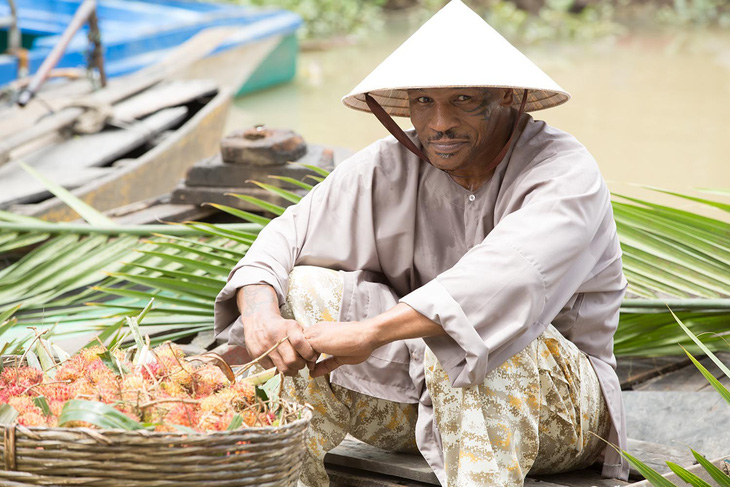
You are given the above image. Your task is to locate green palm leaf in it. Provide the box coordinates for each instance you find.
[665,462,713,487]
[247,181,303,204]
[690,450,730,487]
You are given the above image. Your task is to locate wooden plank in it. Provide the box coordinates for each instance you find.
[170,185,302,212]
[19,88,230,222]
[629,455,730,486]
[0,167,112,208]
[183,146,337,188]
[616,356,690,389]
[328,465,438,487]
[623,391,730,460]
[109,201,216,225]
[112,79,218,121]
[529,469,630,486]
[325,436,640,487]
[634,353,730,392]
[0,108,187,208]
[0,27,237,165]
[626,438,695,476]
[325,436,440,485]
[25,107,188,169]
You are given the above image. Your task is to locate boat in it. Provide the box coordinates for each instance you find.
[0,29,236,221]
[0,0,302,97]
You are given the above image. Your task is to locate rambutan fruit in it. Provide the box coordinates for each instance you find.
[192,365,230,397]
[0,366,43,389]
[35,382,71,403]
[199,409,234,432]
[0,384,26,403]
[17,411,47,427]
[56,355,86,382]
[229,381,256,404]
[163,402,198,429]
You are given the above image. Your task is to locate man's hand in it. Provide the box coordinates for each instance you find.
[305,303,449,378]
[237,285,318,376]
[304,321,377,377]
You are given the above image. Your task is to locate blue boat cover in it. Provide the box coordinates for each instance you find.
[0,0,302,86]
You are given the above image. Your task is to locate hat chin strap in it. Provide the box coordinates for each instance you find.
[365,89,528,175]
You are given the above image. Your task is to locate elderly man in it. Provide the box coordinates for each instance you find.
[215,1,628,485]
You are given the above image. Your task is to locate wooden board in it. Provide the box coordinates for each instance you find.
[112,79,218,121]
[616,356,690,389]
[170,185,300,212]
[630,455,730,486]
[634,352,730,392]
[623,391,729,460]
[326,436,439,485]
[0,167,112,207]
[25,107,188,169]
[625,438,695,476]
[326,436,707,486]
[328,465,440,487]
[182,146,339,189]
[0,107,187,208]
[529,470,630,486]
[324,434,715,487]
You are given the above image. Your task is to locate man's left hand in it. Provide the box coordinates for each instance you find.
[304,321,377,377]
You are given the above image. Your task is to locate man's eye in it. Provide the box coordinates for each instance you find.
[456,95,471,101]
[416,96,431,103]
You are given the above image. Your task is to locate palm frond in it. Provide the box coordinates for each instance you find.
[2,165,728,360]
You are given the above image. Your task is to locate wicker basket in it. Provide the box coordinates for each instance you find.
[0,400,312,487]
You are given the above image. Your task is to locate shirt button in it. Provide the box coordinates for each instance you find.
[468,194,476,202]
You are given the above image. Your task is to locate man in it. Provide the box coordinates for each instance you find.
[215,1,628,485]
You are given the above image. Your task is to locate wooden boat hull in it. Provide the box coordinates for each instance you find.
[14,87,231,222]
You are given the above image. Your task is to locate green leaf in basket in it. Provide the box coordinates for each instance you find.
[169,423,197,434]
[261,373,282,410]
[32,396,51,416]
[98,350,129,377]
[25,349,42,372]
[255,385,268,402]
[226,413,243,431]
[34,337,56,379]
[0,404,19,425]
[58,399,145,430]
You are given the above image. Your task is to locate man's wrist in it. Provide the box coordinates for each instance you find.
[365,303,447,349]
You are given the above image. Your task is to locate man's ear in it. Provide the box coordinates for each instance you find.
[500,88,514,107]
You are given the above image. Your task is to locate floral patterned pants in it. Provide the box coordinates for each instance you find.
[280,266,610,487]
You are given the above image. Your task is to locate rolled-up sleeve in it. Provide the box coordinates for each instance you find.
[213,142,387,346]
[401,154,612,387]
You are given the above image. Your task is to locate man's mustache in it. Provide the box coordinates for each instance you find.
[428,130,469,142]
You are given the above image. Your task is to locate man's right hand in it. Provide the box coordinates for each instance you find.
[236,284,318,376]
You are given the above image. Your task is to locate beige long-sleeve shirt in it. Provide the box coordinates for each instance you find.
[214,115,629,480]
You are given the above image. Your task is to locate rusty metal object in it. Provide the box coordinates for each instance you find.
[87,7,107,87]
[17,0,100,106]
[220,125,307,166]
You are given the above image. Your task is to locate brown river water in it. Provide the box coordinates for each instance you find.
[226,20,730,218]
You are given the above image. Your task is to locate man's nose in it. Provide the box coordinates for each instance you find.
[428,104,459,133]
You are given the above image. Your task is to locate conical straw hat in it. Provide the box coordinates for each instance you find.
[342,0,569,117]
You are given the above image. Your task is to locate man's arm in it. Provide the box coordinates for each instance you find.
[236,284,318,376]
[304,302,447,377]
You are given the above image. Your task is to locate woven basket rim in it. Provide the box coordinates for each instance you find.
[1,401,312,437]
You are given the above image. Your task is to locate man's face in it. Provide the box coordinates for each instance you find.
[407,87,513,182]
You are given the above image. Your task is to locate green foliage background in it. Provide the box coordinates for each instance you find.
[229,0,728,43]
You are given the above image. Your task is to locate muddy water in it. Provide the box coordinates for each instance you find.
[226,21,730,216]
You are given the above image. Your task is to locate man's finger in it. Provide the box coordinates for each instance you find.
[288,326,319,362]
[276,344,307,376]
[247,347,275,370]
[310,356,342,378]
